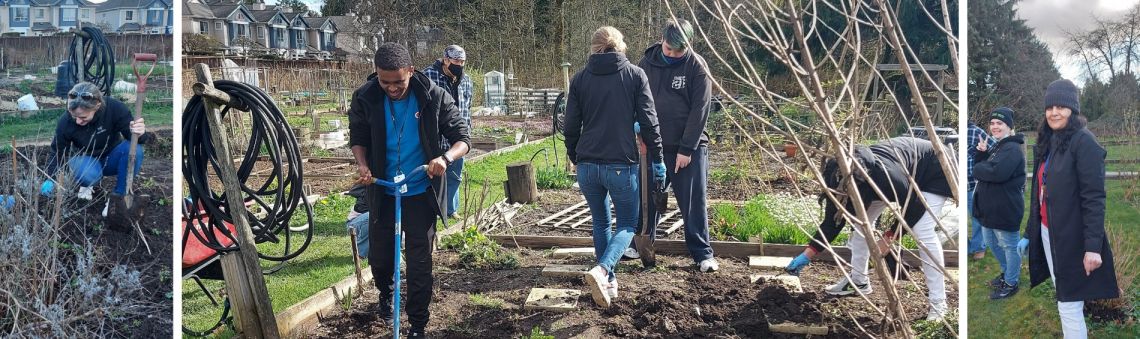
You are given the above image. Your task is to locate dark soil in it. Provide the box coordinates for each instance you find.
[0,130,174,337]
[308,248,955,338]
[1087,299,1132,324]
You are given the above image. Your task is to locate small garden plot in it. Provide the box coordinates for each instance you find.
[0,130,174,337]
[307,249,957,338]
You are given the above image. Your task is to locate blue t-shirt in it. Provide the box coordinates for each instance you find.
[383,92,428,196]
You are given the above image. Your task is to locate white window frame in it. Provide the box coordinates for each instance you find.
[125,10,134,21]
[296,30,305,47]
[149,9,162,23]
[200,21,209,33]
[62,8,77,22]
[79,9,91,20]
[258,27,265,39]
[13,8,29,22]
[35,8,45,20]
[216,22,223,30]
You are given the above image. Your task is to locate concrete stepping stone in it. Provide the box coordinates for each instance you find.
[523,288,581,312]
[749,256,792,269]
[541,264,593,278]
[769,321,829,335]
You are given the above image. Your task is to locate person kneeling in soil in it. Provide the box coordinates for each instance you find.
[41,82,150,217]
[345,184,370,258]
[563,26,666,308]
[349,42,470,337]
[783,137,956,321]
[972,107,1027,300]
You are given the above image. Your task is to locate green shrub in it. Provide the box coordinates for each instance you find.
[710,203,741,241]
[441,226,519,270]
[535,166,574,189]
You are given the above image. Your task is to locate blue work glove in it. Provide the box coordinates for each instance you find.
[40,180,55,197]
[652,161,666,187]
[0,195,13,210]
[1017,238,1029,257]
[786,253,811,276]
[633,122,641,134]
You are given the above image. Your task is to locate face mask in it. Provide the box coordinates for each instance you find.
[447,63,464,78]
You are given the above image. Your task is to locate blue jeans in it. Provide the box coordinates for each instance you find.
[966,188,987,254]
[67,141,145,195]
[444,158,464,216]
[983,226,1021,285]
[576,162,639,280]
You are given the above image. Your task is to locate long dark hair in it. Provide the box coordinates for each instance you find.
[1034,113,1087,159]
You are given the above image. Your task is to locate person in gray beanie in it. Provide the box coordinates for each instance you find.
[1025,78,1118,338]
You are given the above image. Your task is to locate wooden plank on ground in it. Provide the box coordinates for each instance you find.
[486,235,959,267]
[524,288,581,312]
[749,274,803,293]
[536,201,587,225]
[749,256,792,270]
[551,247,594,259]
[769,321,829,335]
[541,264,592,278]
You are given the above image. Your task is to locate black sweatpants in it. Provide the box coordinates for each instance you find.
[368,192,437,329]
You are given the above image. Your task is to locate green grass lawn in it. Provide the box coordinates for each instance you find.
[454,137,563,220]
[181,193,359,336]
[967,180,1140,338]
[0,103,173,142]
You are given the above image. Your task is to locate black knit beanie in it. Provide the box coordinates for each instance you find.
[990,107,1014,128]
[1044,79,1080,114]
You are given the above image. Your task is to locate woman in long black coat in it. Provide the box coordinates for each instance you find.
[1026,79,1118,338]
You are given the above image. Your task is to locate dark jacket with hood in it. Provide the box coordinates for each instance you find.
[637,43,712,156]
[809,137,957,253]
[564,52,664,165]
[1027,117,1118,302]
[46,97,153,176]
[348,70,471,221]
[971,133,1026,231]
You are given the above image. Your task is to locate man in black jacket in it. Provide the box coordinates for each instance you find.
[626,18,718,272]
[348,42,470,338]
[784,137,956,321]
[972,107,1026,299]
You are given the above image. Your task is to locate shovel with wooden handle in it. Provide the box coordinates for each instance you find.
[634,136,656,268]
[107,53,156,254]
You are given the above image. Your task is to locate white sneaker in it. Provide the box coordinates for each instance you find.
[926,301,948,321]
[699,258,719,272]
[101,198,110,218]
[607,278,618,299]
[77,186,93,201]
[583,265,612,308]
[622,247,640,259]
[824,277,872,296]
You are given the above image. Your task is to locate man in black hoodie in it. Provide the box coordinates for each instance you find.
[628,18,718,272]
[972,107,1027,300]
[348,42,470,337]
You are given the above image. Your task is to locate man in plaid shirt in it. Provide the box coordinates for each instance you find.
[967,121,995,259]
[423,45,474,218]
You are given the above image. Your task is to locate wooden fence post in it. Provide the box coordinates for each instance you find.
[193,63,281,338]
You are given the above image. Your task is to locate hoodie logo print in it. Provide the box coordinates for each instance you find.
[672,76,686,89]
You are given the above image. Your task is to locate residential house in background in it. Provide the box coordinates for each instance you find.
[180,0,354,60]
[247,6,288,56]
[95,0,172,34]
[1,0,97,36]
[303,16,336,59]
[329,14,381,63]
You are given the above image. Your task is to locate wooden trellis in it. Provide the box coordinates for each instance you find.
[536,200,686,235]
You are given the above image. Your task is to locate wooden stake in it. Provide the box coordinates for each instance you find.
[194,63,281,338]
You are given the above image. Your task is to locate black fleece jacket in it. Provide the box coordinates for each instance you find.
[564,52,664,165]
[972,134,1026,232]
[637,43,712,156]
[46,97,152,176]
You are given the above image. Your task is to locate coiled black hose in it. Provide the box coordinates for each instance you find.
[182,79,314,262]
[68,27,115,96]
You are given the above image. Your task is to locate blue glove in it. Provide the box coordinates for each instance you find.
[786,253,811,275]
[652,161,666,187]
[40,180,55,197]
[1017,238,1029,257]
[0,195,13,210]
[633,122,641,134]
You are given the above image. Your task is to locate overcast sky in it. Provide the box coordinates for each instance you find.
[1014,0,1140,85]
[266,0,325,13]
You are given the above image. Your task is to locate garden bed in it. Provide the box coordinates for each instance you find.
[0,130,174,337]
[307,249,956,338]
